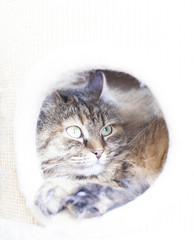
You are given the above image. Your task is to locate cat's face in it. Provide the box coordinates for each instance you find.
[37,72,127,178]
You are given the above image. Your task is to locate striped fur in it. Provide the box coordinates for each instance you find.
[35,70,169,218]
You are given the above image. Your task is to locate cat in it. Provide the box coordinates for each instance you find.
[35,70,169,218]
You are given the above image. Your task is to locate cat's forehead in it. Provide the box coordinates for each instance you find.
[60,94,120,133]
[62,115,89,127]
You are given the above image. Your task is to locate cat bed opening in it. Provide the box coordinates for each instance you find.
[13,43,185,238]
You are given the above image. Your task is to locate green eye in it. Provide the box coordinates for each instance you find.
[101,125,112,137]
[66,126,82,138]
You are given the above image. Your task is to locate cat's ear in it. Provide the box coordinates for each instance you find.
[39,91,63,119]
[45,91,62,104]
[46,91,74,104]
[86,71,107,99]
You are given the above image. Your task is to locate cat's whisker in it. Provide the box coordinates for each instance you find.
[71,157,87,160]
[112,118,159,160]
[42,162,70,171]
[70,161,92,165]
[127,118,158,147]
[70,159,88,162]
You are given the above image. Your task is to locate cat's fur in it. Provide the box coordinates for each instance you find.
[35,70,169,218]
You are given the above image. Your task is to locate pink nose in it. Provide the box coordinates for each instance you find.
[91,149,104,159]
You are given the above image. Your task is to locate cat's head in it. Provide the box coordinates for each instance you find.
[37,72,127,178]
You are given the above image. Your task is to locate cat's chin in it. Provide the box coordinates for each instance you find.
[76,163,105,177]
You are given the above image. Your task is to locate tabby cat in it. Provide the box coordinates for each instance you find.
[35,70,169,218]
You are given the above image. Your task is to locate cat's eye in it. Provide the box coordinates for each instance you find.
[101,125,112,137]
[66,126,82,138]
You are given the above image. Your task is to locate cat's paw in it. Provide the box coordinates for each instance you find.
[65,184,112,218]
[66,188,99,218]
[35,182,67,216]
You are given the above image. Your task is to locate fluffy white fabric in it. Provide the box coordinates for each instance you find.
[1,0,194,239]
[13,43,194,237]
[0,218,192,240]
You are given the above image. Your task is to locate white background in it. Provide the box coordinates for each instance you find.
[0,0,194,239]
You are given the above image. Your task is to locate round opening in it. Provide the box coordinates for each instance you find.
[35,69,169,218]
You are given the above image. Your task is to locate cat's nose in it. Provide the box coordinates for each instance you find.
[91,149,104,159]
